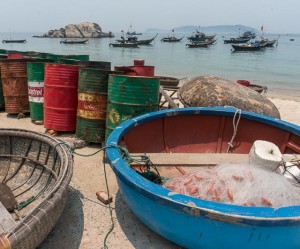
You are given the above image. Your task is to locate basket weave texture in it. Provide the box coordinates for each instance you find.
[0,129,73,249]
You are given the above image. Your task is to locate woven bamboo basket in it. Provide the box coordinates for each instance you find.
[0,129,73,249]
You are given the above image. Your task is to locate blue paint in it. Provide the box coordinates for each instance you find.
[106,107,300,249]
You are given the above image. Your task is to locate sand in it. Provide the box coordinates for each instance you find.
[1,95,299,249]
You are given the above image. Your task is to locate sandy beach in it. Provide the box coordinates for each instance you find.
[1,92,299,249]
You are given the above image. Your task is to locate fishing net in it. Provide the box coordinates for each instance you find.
[163,163,300,207]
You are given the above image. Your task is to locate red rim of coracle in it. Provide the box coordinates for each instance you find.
[236,80,250,87]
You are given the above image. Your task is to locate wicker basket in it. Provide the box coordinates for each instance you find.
[0,129,73,249]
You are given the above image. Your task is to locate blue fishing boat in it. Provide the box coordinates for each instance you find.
[106,107,300,249]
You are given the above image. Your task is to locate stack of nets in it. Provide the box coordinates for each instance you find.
[163,163,300,207]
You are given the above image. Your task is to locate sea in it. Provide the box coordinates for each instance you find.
[1,32,300,98]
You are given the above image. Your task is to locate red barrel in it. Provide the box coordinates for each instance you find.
[133,59,145,66]
[44,63,80,131]
[114,65,154,76]
[115,60,154,76]
[236,80,250,87]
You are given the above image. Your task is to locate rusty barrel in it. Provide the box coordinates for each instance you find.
[0,59,34,114]
[44,63,80,131]
[105,75,159,140]
[114,65,154,76]
[133,59,145,66]
[58,59,111,71]
[0,68,4,110]
[27,62,47,121]
[76,68,120,143]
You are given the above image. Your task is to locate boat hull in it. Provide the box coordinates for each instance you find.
[232,44,263,51]
[106,107,300,249]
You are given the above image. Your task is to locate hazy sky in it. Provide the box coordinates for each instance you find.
[1,0,298,33]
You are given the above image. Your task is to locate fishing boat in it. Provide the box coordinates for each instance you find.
[116,34,158,45]
[240,31,256,39]
[126,31,142,36]
[224,37,251,44]
[236,80,267,93]
[2,39,26,44]
[187,31,216,42]
[186,41,210,48]
[186,39,217,48]
[109,42,139,48]
[161,36,184,42]
[106,107,300,249]
[0,128,73,249]
[60,39,88,44]
[260,37,278,47]
[232,43,264,51]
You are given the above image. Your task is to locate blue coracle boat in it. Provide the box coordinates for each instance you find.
[106,107,300,249]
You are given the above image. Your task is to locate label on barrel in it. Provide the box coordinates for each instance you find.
[77,92,107,120]
[28,81,44,103]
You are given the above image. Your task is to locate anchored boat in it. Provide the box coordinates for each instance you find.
[106,107,300,249]
[2,39,26,44]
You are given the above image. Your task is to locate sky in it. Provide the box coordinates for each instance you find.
[0,0,299,34]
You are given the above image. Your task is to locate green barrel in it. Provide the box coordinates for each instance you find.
[63,54,89,61]
[58,58,81,65]
[45,53,65,62]
[105,75,159,141]
[27,62,46,121]
[76,68,120,143]
[78,61,111,70]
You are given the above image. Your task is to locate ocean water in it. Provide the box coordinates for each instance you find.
[1,32,299,94]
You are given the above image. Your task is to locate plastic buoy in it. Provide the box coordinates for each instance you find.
[249,140,282,171]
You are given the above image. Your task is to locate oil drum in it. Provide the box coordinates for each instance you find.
[44,63,80,131]
[105,75,159,140]
[0,59,34,114]
[76,68,121,143]
[27,62,47,121]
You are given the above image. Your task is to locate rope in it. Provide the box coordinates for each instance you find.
[52,141,153,249]
[226,107,242,153]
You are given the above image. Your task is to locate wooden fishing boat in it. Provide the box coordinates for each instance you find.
[161,36,184,42]
[186,39,217,48]
[0,128,73,249]
[116,34,158,45]
[249,83,267,93]
[106,107,300,249]
[187,32,216,42]
[60,39,88,44]
[126,31,142,36]
[109,42,139,48]
[261,38,277,47]
[232,44,264,51]
[224,37,251,44]
[2,39,26,44]
[240,31,256,39]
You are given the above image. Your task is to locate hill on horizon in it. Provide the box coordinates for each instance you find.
[145,25,257,34]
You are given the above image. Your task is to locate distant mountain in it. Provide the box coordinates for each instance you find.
[145,25,258,34]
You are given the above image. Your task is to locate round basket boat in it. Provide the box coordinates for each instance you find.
[106,107,300,249]
[0,129,73,249]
